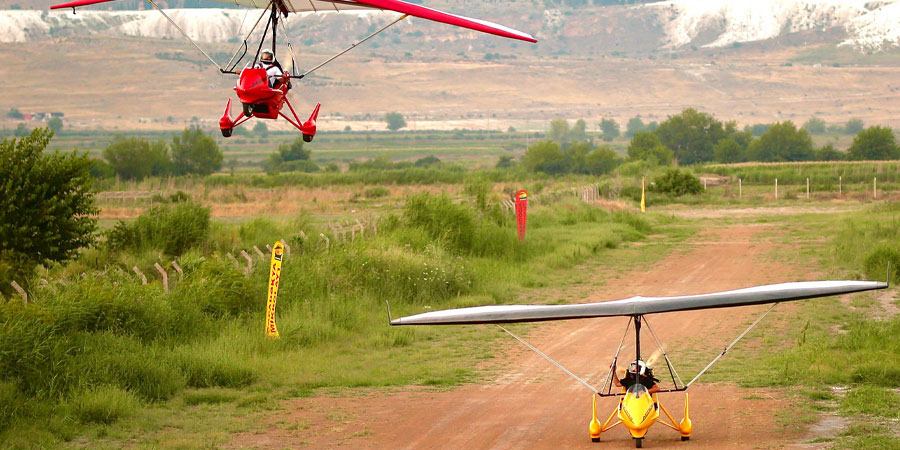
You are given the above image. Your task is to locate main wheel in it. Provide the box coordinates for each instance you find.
[302,133,313,143]
[681,436,690,441]
[220,128,232,138]
[635,438,643,448]
[242,103,253,117]
[591,438,600,442]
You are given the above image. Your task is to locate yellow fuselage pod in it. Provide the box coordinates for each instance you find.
[618,384,659,439]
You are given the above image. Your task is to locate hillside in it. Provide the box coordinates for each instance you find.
[3,0,900,132]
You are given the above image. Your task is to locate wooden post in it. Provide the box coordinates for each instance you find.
[703,178,707,190]
[266,244,273,253]
[775,178,778,199]
[319,233,330,251]
[839,176,842,195]
[154,263,168,293]
[172,261,183,281]
[874,177,877,199]
[739,178,742,198]
[240,250,253,273]
[281,240,290,257]
[806,178,810,199]
[253,246,265,259]
[332,225,340,243]
[10,281,26,304]
[356,219,365,238]
[226,252,239,267]
[371,219,377,235]
[132,266,147,285]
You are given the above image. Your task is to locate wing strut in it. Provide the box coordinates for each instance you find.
[497,325,600,395]
[599,318,631,395]
[146,0,227,73]
[296,14,409,79]
[685,303,778,388]
[643,316,686,390]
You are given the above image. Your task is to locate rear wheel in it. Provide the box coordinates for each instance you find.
[635,438,643,448]
[591,438,600,443]
[220,128,232,138]
[681,436,690,441]
[302,133,313,143]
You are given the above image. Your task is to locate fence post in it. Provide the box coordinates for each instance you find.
[266,244,273,253]
[281,240,290,257]
[839,176,842,195]
[703,178,707,190]
[775,178,778,199]
[356,219,365,238]
[319,233,330,252]
[132,266,147,285]
[172,261,183,281]
[10,281,26,305]
[739,178,742,198]
[253,246,265,259]
[226,252,239,267]
[874,177,877,199]
[371,219,377,235]
[299,230,308,241]
[806,178,810,199]
[154,263,168,293]
[240,250,253,273]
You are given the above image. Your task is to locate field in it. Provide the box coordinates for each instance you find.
[2,140,900,449]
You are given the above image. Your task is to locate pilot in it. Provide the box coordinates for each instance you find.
[258,49,284,88]
[612,360,660,394]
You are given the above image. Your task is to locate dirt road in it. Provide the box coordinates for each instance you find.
[237,223,812,449]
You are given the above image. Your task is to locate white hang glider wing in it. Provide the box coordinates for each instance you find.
[390,280,887,325]
[51,0,537,43]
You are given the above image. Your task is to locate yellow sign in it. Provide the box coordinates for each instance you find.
[640,177,646,213]
[265,241,284,338]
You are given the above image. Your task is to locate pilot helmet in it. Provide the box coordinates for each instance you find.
[627,360,647,376]
[260,49,275,64]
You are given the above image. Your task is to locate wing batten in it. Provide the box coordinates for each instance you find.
[391,281,888,326]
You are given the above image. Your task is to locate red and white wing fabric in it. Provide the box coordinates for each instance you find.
[51,0,536,43]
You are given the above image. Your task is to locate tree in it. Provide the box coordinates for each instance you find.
[385,112,407,131]
[570,119,588,142]
[746,121,814,162]
[627,131,673,165]
[171,127,223,176]
[655,108,725,165]
[14,123,28,137]
[584,146,621,175]
[713,138,745,163]
[7,107,22,119]
[599,118,620,141]
[847,126,899,160]
[548,119,570,143]
[845,118,865,135]
[103,136,171,180]
[802,117,826,135]
[0,129,97,293]
[496,155,515,168]
[253,121,268,137]
[414,155,441,167]
[625,117,645,138]
[814,144,845,161]
[566,140,594,173]
[650,168,702,197]
[265,136,316,173]
[48,117,63,134]
[522,140,568,174]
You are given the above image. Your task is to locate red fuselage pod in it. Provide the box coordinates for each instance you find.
[235,68,286,119]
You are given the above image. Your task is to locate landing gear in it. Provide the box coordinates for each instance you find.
[302,133,313,143]
[221,128,232,137]
[591,438,600,443]
[681,436,690,441]
[635,438,643,448]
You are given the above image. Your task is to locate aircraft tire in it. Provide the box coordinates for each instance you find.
[635,438,643,448]
[591,438,600,443]
[303,133,313,143]
[221,128,232,138]
[681,436,690,441]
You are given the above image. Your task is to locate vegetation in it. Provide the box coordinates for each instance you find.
[385,112,407,131]
[650,168,702,197]
[264,136,318,174]
[746,121,814,162]
[171,127,223,176]
[847,126,898,161]
[103,136,171,180]
[0,129,97,295]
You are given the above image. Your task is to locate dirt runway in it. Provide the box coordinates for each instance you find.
[237,223,815,449]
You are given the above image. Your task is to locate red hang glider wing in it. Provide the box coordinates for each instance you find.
[51,0,536,43]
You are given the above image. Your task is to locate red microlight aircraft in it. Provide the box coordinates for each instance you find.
[51,0,536,141]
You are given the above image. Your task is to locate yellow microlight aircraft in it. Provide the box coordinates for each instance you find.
[388,279,887,447]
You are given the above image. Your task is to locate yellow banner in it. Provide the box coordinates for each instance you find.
[265,241,284,338]
[640,177,646,213]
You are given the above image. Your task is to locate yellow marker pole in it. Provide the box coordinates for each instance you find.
[640,177,646,213]
[265,241,284,338]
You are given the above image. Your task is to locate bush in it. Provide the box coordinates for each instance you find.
[863,246,900,283]
[107,200,210,256]
[651,168,702,197]
[364,186,390,199]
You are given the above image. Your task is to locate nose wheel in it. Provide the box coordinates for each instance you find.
[635,437,643,448]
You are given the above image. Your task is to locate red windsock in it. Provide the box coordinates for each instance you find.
[515,190,528,242]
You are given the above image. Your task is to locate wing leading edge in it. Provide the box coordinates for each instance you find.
[51,0,536,43]
[390,280,887,325]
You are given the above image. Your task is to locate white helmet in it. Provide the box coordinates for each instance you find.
[260,49,274,64]
[627,360,647,376]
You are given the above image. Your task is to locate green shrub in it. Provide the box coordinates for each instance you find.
[70,385,140,424]
[651,168,702,197]
[364,186,390,199]
[107,200,210,256]
[863,246,900,283]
